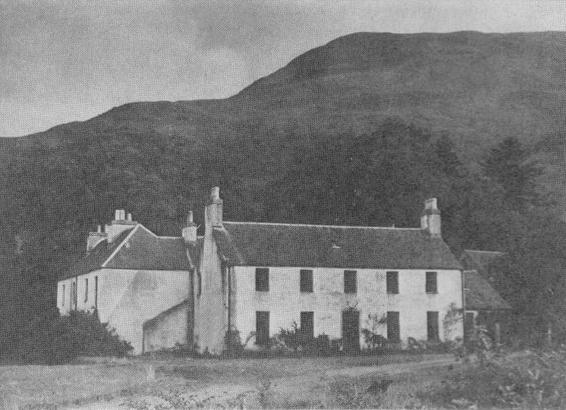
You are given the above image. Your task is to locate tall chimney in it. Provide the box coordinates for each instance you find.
[421,198,441,238]
[205,186,223,236]
[182,211,198,244]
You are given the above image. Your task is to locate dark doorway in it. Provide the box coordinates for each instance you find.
[342,309,360,353]
[464,312,475,342]
[256,311,270,346]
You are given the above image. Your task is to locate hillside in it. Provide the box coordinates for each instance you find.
[1,30,565,244]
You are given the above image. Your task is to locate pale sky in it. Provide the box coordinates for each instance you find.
[1,0,565,137]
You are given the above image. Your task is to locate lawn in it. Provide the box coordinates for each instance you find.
[0,352,453,409]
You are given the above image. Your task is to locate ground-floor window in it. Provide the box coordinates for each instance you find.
[387,311,400,342]
[427,311,439,341]
[300,311,314,339]
[256,311,270,346]
[94,276,98,309]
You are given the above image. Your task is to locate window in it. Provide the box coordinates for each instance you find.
[71,282,77,309]
[197,271,202,297]
[387,311,400,342]
[84,278,88,302]
[256,311,270,346]
[300,269,313,293]
[94,276,98,309]
[255,268,269,292]
[427,311,439,341]
[300,311,314,339]
[386,271,399,294]
[426,271,437,294]
[62,285,65,306]
[344,270,357,294]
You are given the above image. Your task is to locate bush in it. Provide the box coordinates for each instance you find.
[12,310,132,364]
[224,327,244,357]
[422,346,566,409]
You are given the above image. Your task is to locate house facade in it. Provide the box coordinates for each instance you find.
[192,188,464,354]
[58,187,469,355]
[57,211,200,354]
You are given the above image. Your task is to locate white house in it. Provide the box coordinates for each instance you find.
[58,187,470,355]
[192,188,464,354]
[57,210,200,354]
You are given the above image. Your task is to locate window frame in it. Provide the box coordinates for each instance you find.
[344,270,357,294]
[255,268,269,292]
[426,271,438,294]
[84,278,88,303]
[62,284,65,306]
[386,271,399,294]
[300,269,313,293]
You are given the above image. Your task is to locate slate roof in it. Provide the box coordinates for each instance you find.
[464,270,511,311]
[61,225,194,280]
[213,221,462,270]
[61,228,134,279]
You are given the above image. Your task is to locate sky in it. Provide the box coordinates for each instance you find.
[1,0,565,137]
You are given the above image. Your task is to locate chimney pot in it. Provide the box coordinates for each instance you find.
[127,213,132,221]
[115,210,121,220]
[211,186,220,201]
[97,225,102,233]
[187,210,194,224]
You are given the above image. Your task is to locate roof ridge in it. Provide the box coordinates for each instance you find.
[223,221,422,230]
[101,225,140,267]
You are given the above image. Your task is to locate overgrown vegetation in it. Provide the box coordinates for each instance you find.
[2,310,132,364]
[1,114,566,361]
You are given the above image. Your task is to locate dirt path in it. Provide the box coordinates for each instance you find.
[69,355,458,409]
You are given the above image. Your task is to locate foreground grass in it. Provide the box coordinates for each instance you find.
[0,353,437,409]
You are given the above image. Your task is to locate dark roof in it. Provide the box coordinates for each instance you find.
[61,228,134,279]
[464,270,511,311]
[213,222,462,270]
[61,225,192,280]
[143,299,189,330]
[461,250,504,277]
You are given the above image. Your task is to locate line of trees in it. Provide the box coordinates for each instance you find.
[0,117,565,362]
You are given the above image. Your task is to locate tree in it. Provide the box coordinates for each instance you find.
[481,137,542,210]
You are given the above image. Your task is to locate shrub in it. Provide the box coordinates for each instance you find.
[13,309,132,364]
[224,327,244,357]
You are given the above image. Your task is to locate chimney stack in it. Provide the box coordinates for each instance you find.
[205,186,223,236]
[421,198,441,238]
[182,211,198,244]
[87,225,108,253]
[106,209,136,242]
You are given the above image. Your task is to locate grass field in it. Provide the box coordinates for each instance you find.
[0,353,458,409]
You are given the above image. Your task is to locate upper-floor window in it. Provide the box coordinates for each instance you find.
[300,269,313,293]
[84,278,88,302]
[426,271,437,294]
[386,271,399,294]
[344,270,357,294]
[256,268,269,292]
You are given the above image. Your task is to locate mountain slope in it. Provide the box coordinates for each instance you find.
[2,31,565,232]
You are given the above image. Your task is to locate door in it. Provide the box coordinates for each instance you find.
[342,309,360,353]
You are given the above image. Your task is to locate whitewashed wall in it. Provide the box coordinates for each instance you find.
[232,266,463,349]
[57,269,190,354]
